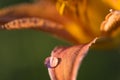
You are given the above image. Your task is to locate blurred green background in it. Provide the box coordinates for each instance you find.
[0,0,120,80]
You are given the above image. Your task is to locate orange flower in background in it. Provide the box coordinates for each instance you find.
[0,0,120,48]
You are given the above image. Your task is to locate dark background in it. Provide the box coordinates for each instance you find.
[0,0,120,80]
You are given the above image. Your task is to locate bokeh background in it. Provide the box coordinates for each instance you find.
[0,0,120,80]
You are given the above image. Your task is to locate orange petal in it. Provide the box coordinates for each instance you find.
[45,38,97,80]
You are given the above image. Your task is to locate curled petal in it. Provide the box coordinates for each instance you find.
[100,10,120,36]
[45,38,97,80]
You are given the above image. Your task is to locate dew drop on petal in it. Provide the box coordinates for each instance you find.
[50,57,59,68]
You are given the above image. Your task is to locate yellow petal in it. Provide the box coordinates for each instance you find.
[103,0,120,9]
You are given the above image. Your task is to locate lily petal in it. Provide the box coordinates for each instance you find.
[45,38,97,80]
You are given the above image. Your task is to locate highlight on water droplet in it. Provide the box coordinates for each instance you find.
[49,57,59,68]
[44,56,59,68]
